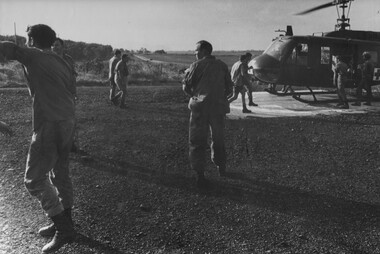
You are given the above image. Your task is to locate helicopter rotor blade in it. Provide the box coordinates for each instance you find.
[295,2,336,15]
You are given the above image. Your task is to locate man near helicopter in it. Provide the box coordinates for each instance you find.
[332,55,349,109]
[228,54,252,113]
[352,52,374,106]
[244,52,259,107]
[182,40,233,187]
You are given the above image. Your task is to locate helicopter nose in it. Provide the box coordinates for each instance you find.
[248,54,281,83]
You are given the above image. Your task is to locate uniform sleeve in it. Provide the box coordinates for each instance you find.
[182,63,197,96]
[0,42,32,66]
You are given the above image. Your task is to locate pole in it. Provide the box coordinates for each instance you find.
[14,22,18,45]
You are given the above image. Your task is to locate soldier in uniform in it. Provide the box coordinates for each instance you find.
[332,55,349,109]
[108,49,122,104]
[352,52,374,106]
[0,24,76,253]
[114,53,130,109]
[182,40,233,187]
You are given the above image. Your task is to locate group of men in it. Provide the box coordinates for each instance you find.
[0,22,377,253]
[332,51,375,109]
[108,49,129,108]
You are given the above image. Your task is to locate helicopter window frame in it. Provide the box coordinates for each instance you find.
[287,43,308,66]
[320,46,331,65]
[264,38,293,63]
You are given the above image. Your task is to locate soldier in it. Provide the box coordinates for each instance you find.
[108,49,122,104]
[245,52,258,107]
[183,40,233,187]
[0,24,76,253]
[114,53,129,108]
[352,52,374,106]
[332,55,349,109]
[228,54,252,113]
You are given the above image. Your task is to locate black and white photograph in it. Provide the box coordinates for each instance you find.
[1,0,380,253]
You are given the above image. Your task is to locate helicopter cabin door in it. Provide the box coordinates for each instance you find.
[284,43,312,86]
[309,44,334,87]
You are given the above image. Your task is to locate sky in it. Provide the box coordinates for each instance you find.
[0,0,379,51]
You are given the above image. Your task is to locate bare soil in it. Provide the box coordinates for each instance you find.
[1,86,379,254]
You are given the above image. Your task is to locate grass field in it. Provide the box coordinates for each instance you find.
[1,85,380,253]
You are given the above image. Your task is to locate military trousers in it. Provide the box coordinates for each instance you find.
[189,110,226,173]
[24,119,75,217]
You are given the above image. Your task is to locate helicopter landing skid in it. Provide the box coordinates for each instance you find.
[268,87,337,103]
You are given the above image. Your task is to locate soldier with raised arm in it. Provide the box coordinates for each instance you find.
[0,24,76,253]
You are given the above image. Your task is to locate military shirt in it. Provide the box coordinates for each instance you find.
[183,55,233,115]
[2,43,75,130]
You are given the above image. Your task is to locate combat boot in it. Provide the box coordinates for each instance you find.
[242,107,252,113]
[41,211,76,253]
[38,208,73,237]
[248,101,258,106]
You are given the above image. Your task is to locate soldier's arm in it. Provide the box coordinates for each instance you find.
[0,42,18,62]
[182,63,196,96]
[0,41,31,66]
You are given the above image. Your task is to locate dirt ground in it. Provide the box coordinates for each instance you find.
[1,86,379,254]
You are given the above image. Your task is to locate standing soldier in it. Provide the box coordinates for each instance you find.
[183,40,233,187]
[0,24,76,253]
[332,55,349,109]
[108,49,122,104]
[352,52,374,106]
[114,53,129,109]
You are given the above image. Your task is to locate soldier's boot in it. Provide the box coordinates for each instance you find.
[41,211,76,253]
[242,106,252,113]
[248,100,258,106]
[39,208,73,237]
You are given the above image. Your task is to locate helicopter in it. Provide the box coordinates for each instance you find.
[249,0,380,102]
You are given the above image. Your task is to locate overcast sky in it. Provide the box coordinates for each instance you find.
[0,0,379,51]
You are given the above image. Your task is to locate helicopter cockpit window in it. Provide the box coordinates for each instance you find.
[287,43,308,66]
[321,47,330,65]
[264,39,292,62]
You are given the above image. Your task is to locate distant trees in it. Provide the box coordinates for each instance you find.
[0,35,26,46]
[154,50,166,54]
[64,40,113,61]
[137,48,150,54]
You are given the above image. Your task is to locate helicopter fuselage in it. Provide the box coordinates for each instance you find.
[249,33,380,89]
